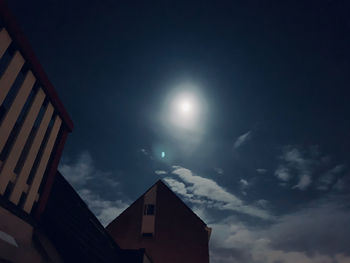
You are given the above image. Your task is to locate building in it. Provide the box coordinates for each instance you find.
[0,0,73,260]
[41,171,152,263]
[0,1,152,262]
[107,180,212,263]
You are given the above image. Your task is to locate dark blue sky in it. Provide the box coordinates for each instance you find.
[9,1,350,262]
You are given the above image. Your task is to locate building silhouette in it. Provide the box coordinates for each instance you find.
[0,1,211,262]
[107,180,211,263]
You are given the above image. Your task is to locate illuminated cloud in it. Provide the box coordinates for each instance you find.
[234,131,252,149]
[210,197,350,263]
[240,179,249,187]
[274,146,345,191]
[155,170,167,175]
[275,165,291,181]
[59,151,94,186]
[78,189,129,226]
[165,166,272,220]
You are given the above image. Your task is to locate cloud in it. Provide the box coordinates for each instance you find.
[267,200,350,256]
[59,151,94,186]
[256,199,269,208]
[155,170,167,175]
[165,166,272,220]
[293,174,312,190]
[256,168,267,174]
[234,131,252,149]
[317,165,345,191]
[282,147,313,190]
[172,167,241,205]
[59,151,129,226]
[273,146,346,191]
[163,177,192,197]
[209,197,350,263]
[78,189,129,226]
[275,165,291,181]
[214,168,224,175]
[240,179,249,187]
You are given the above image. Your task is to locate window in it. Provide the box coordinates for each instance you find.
[143,204,155,215]
[142,233,153,238]
[0,43,16,78]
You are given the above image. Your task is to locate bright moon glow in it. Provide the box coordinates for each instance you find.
[179,100,191,113]
[163,83,206,133]
[172,94,198,122]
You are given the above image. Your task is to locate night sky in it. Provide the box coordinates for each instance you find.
[8,1,350,262]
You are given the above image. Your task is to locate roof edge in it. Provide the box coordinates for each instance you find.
[106,179,209,229]
[156,179,208,227]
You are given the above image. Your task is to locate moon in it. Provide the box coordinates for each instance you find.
[172,93,198,123]
[162,82,207,134]
[178,100,192,114]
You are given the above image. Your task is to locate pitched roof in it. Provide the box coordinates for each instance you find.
[106,179,208,229]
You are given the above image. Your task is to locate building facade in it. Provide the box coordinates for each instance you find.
[107,180,211,263]
[0,0,74,261]
[0,2,153,262]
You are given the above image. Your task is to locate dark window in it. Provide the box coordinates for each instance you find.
[3,181,14,199]
[0,63,28,124]
[17,192,27,209]
[14,102,37,175]
[0,121,19,162]
[16,83,39,125]
[37,124,64,195]
[26,112,56,185]
[0,85,41,163]
[144,204,155,215]
[142,233,153,238]
[0,43,16,78]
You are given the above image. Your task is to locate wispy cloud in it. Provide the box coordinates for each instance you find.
[140,148,149,156]
[59,151,94,186]
[256,168,267,174]
[78,189,129,226]
[293,174,312,190]
[214,167,224,175]
[256,199,269,208]
[240,179,249,187]
[59,151,129,226]
[155,170,167,175]
[274,146,345,191]
[239,178,250,196]
[234,131,252,149]
[317,165,345,191]
[275,165,291,182]
[164,165,272,220]
[282,147,313,190]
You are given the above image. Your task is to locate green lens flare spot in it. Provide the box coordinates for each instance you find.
[161,152,165,158]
